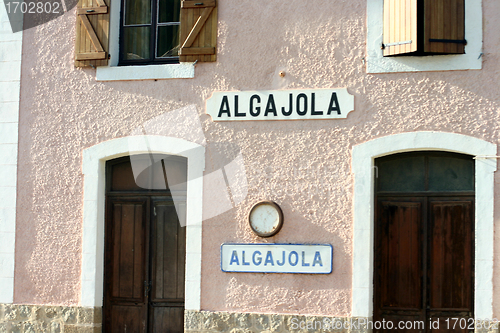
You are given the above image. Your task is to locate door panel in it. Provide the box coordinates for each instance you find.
[110,304,147,333]
[150,305,184,332]
[428,200,473,312]
[376,199,423,311]
[150,200,186,333]
[427,199,473,333]
[105,198,149,332]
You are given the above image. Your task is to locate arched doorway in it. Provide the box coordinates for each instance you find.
[103,154,187,332]
[373,151,474,332]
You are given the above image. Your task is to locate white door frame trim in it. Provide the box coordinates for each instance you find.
[80,135,205,309]
[351,131,496,319]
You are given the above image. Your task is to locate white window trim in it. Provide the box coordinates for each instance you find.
[95,0,195,81]
[80,135,205,310]
[351,131,496,319]
[366,0,483,73]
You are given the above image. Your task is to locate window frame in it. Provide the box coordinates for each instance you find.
[366,0,482,73]
[118,0,181,66]
[95,0,194,81]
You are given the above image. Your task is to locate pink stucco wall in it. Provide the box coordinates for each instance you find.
[14,0,500,317]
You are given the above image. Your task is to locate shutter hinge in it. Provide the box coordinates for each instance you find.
[381,40,412,49]
[429,39,467,45]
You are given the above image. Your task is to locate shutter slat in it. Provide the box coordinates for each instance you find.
[383,0,391,56]
[383,0,417,56]
[395,0,400,54]
[424,0,464,54]
[410,0,417,53]
[179,0,217,62]
[74,0,109,67]
[198,7,206,60]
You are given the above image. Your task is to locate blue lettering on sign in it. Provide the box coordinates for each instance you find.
[313,251,323,266]
[301,251,310,266]
[230,250,239,265]
[252,251,262,265]
[242,251,250,265]
[289,251,299,266]
[264,251,274,266]
[276,251,285,266]
[222,245,331,273]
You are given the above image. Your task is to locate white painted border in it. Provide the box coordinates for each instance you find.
[95,0,194,81]
[81,135,205,309]
[366,0,482,73]
[0,0,22,304]
[351,131,496,319]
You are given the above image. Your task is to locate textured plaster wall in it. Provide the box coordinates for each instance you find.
[14,0,500,317]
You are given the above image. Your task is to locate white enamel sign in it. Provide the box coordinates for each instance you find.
[206,88,354,121]
[221,244,332,274]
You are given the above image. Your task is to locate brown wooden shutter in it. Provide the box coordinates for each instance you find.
[383,0,418,56]
[75,0,109,67]
[179,0,217,62]
[424,0,465,54]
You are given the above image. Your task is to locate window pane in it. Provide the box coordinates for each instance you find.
[377,155,426,192]
[122,26,151,60]
[157,25,180,57]
[428,155,474,191]
[124,0,151,25]
[158,0,180,23]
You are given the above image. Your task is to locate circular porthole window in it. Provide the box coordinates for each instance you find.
[248,201,284,238]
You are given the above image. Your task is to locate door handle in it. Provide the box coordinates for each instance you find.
[144,281,151,298]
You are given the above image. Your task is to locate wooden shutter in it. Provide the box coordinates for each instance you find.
[383,0,418,56]
[424,0,465,54]
[75,0,109,67]
[179,0,217,62]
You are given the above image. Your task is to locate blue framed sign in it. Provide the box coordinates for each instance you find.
[221,243,333,274]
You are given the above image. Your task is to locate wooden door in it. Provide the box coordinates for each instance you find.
[103,156,187,333]
[375,198,425,332]
[427,199,474,333]
[104,197,149,332]
[374,152,474,333]
[149,199,186,332]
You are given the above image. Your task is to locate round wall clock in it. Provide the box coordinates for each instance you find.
[248,201,284,237]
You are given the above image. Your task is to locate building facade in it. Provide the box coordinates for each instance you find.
[1,0,499,332]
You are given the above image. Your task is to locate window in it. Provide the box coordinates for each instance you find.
[382,0,465,57]
[366,0,482,73]
[75,0,218,69]
[119,0,181,65]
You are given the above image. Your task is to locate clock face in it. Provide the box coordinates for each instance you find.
[248,201,283,237]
